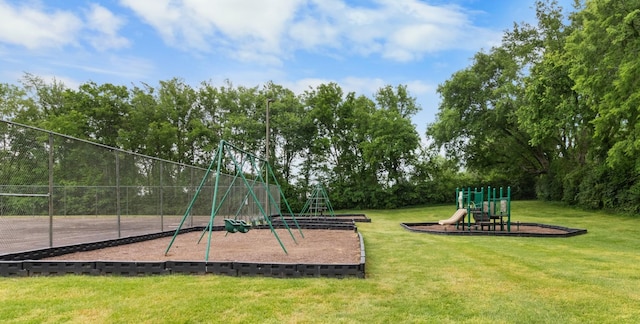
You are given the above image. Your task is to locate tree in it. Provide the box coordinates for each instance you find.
[74,82,131,147]
[262,82,313,183]
[426,1,594,199]
[375,84,420,119]
[194,81,224,164]
[1,73,434,209]
[156,78,206,164]
[511,0,595,201]
[302,83,367,207]
[365,85,422,207]
[0,83,30,121]
[427,46,546,195]
[18,73,66,124]
[119,83,157,155]
[566,0,640,211]
[300,82,423,208]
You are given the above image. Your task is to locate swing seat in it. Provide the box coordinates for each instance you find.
[236,220,251,233]
[224,219,238,233]
[224,219,251,233]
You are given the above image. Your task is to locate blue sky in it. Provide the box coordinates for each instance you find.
[0,0,576,136]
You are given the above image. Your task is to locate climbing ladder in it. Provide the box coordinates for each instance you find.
[299,184,335,217]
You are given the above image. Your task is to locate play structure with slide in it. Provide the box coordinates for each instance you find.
[402,185,587,237]
[439,186,512,232]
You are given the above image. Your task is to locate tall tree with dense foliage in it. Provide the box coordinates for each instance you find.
[509,1,595,202]
[427,44,544,197]
[566,0,640,211]
[155,78,206,164]
[73,82,131,147]
[368,85,422,207]
[300,82,423,208]
[302,83,368,207]
[2,72,449,209]
[262,82,313,183]
[0,83,30,121]
[426,1,599,199]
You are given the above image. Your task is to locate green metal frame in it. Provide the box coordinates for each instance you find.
[164,140,304,261]
[299,184,335,217]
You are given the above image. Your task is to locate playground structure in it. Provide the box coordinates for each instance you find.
[299,184,335,217]
[439,186,512,232]
[165,140,304,261]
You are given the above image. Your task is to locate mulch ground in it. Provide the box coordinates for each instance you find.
[43,229,362,264]
[409,223,571,234]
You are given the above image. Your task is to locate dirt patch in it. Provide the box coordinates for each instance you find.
[43,229,362,264]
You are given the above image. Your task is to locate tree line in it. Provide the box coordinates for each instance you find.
[1,0,638,213]
[429,0,640,213]
[1,75,467,210]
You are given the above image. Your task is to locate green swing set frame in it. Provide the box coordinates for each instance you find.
[164,140,303,261]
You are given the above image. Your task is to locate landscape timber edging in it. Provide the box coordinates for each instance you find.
[0,224,366,279]
[275,213,371,223]
[400,222,587,237]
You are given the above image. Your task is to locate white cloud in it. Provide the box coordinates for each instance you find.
[404,80,435,96]
[289,16,341,51]
[35,74,82,90]
[84,4,130,51]
[0,0,82,49]
[0,1,130,52]
[292,0,501,61]
[54,54,156,81]
[283,76,432,103]
[120,0,301,61]
[341,76,386,97]
[117,1,199,48]
[0,1,144,85]
[282,77,393,99]
[119,0,500,64]
[284,77,332,95]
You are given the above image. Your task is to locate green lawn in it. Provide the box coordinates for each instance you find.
[1,201,639,323]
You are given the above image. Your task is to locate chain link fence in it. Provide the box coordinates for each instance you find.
[0,120,278,254]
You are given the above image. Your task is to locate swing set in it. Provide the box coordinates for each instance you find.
[164,140,304,261]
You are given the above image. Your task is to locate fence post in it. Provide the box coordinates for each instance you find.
[48,132,54,247]
[116,150,121,238]
[189,167,194,227]
[160,162,164,232]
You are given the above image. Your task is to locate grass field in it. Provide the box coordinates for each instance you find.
[1,200,639,323]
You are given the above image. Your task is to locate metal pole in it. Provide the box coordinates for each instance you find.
[190,167,194,227]
[160,162,164,232]
[507,186,511,232]
[266,98,274,217]
[48,133,54,247]
[116,151,121,237]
